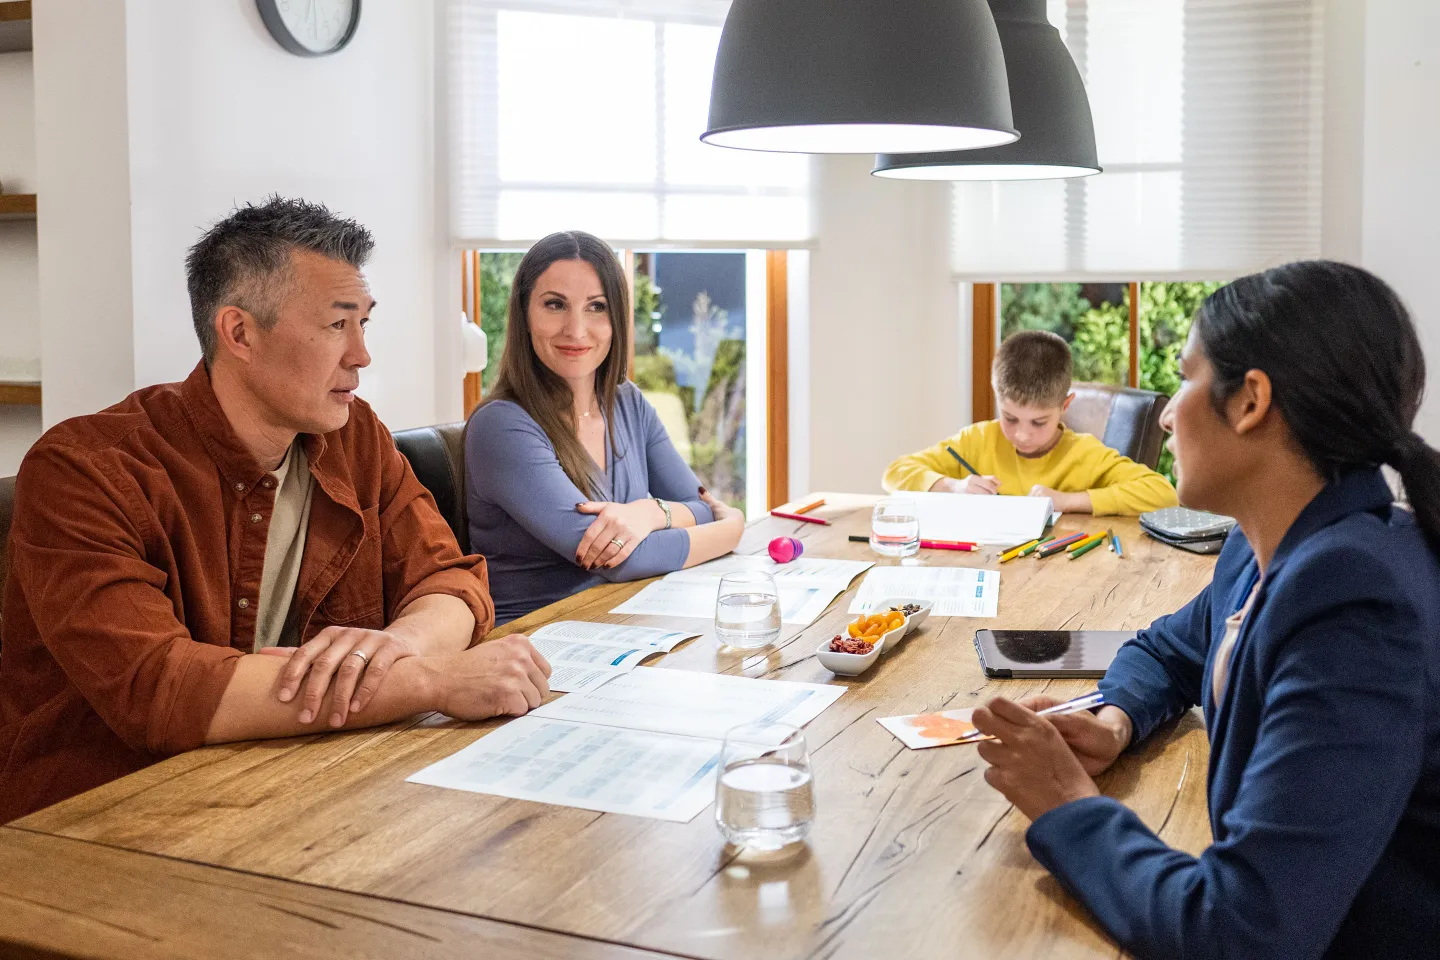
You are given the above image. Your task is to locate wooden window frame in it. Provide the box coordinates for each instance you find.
[970,280,1143,424]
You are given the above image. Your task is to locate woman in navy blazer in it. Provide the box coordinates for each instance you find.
[971,261,1440,959]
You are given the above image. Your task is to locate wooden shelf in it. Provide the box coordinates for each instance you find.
[0,193,35,221]
[0,381,40,406]
[0,1,31,54]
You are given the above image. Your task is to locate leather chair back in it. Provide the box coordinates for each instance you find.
[392,423,470,554]
[1063,382,1170,470]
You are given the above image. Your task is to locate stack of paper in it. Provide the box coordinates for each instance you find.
[406,668,846,822]
[527,621,702,692]
[901,491,1054,546]
[609,554,873,625]
[849,566,1000,618]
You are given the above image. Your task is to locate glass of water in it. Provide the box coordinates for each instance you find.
[715,721,815,850]
[870,497,920,557]
[715,571,782,649]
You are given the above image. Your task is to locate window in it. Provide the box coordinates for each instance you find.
[1001,283,1130,386]
[952,0,1324,279]
[448,0,811,247]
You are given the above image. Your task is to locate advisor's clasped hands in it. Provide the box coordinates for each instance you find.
[971,695,1135,821]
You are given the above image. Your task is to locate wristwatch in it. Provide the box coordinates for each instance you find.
[652,496,672,529]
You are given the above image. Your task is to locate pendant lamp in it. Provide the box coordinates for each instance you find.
[873,0,1100,180]
[702,0,1018,155]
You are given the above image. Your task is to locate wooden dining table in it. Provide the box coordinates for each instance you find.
[1,494,1218,960]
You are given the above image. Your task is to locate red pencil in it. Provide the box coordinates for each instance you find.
[1035,532,1087,557]
[920,539,977,552]
[770,510,831,525]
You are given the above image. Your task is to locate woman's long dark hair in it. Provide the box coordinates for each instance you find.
[482,231,631,499]
[1195,259,1440,551]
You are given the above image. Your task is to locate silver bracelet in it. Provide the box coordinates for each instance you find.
[652,496,672,529]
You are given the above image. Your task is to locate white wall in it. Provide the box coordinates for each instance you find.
[31,0,443,439]
[0,46,42,474]
[1360,0,1440,442]
[808,154,964,494]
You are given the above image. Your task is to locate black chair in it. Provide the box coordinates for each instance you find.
[391,422,470,553]
[1063,382,1170,470]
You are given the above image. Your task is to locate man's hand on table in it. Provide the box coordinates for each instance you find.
[261,626,418,727]
[422,634,553,719]
[260,627,553,727]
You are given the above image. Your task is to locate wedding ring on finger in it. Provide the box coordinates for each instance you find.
[610,537,625,549]
[349,650,370,665]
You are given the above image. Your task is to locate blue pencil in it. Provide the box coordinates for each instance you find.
[945,445,981,478]
[1112,530,1125,559]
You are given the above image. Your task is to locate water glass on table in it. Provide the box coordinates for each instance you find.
[715,571,782,649]
[715,721,815,851]
[870,497,920,557]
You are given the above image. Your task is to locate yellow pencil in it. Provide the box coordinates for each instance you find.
[999,539,1040,563]
[1066,532,1107,553]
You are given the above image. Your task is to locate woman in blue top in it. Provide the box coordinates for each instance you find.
[970,261,1440,959]
[466,231,745,625]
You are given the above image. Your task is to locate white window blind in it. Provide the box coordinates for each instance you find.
[448,0,812,247]
[952,0,1324,280]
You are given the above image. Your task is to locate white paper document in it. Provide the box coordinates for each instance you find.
[849,566,1000,618]
[407,668,846,822]
[609,579,847,625]
[666,554,874,587]
[532,667,846,741]
[527,621,702,693]
[405,716,722,822]
[900,491,1054,546]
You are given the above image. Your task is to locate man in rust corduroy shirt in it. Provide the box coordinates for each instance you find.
[0,198,551,823]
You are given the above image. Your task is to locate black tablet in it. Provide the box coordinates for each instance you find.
[972,629,1137,678]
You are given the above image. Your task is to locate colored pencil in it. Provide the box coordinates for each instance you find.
[1069,536,1106,560]
[791,498,825,515]
[999,539,1040,563]
[945,446,981,477]
[1106,527,1116,551]
[1035,532,1086,557]
[849,534,870,543]
[920,540,977,552]
[955,691,1107,744]
[770,510,830,525]
[1113,530,1126,559]
[1066,532,1108,553]
[1021,537,1052,557]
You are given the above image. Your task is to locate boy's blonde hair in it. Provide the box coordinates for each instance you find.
[992,330,1072,407]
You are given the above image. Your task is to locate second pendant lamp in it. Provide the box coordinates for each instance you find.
[703,0,1018,155]
[873,0,1100,180]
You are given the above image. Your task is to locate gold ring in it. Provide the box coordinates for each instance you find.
[610,537,625,549]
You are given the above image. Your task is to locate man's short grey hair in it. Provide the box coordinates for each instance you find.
[185,197,374,362]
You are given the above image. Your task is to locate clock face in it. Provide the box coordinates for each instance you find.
[258,0,360,57]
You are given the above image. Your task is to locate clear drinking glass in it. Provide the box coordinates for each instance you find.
[714,571,782,649]
[715,721,815,850]
[870,497,920,557]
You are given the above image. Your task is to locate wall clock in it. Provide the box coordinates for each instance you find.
[257,0,361,57]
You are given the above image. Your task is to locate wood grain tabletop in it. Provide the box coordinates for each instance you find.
[13,495,1218,960]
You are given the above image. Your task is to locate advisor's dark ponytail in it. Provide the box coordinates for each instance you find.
[1195,259,1440,552]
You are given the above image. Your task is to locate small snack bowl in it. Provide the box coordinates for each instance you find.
[816,634,882,676]
[875,598,933,636]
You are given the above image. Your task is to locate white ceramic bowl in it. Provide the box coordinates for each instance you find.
[873,597,934,636]
[816,617,906,675]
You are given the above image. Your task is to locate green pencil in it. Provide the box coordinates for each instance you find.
[1022,537,1054,557]
[1069,536,1106,560]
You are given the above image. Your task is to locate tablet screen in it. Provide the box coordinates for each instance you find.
[973,630,1137,678]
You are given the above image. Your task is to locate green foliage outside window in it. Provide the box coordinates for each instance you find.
[478,252,525,391]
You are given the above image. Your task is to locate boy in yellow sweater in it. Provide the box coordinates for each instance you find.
[882,330,1177,516]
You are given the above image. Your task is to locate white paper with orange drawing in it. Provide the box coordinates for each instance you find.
[876,708,991,750]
